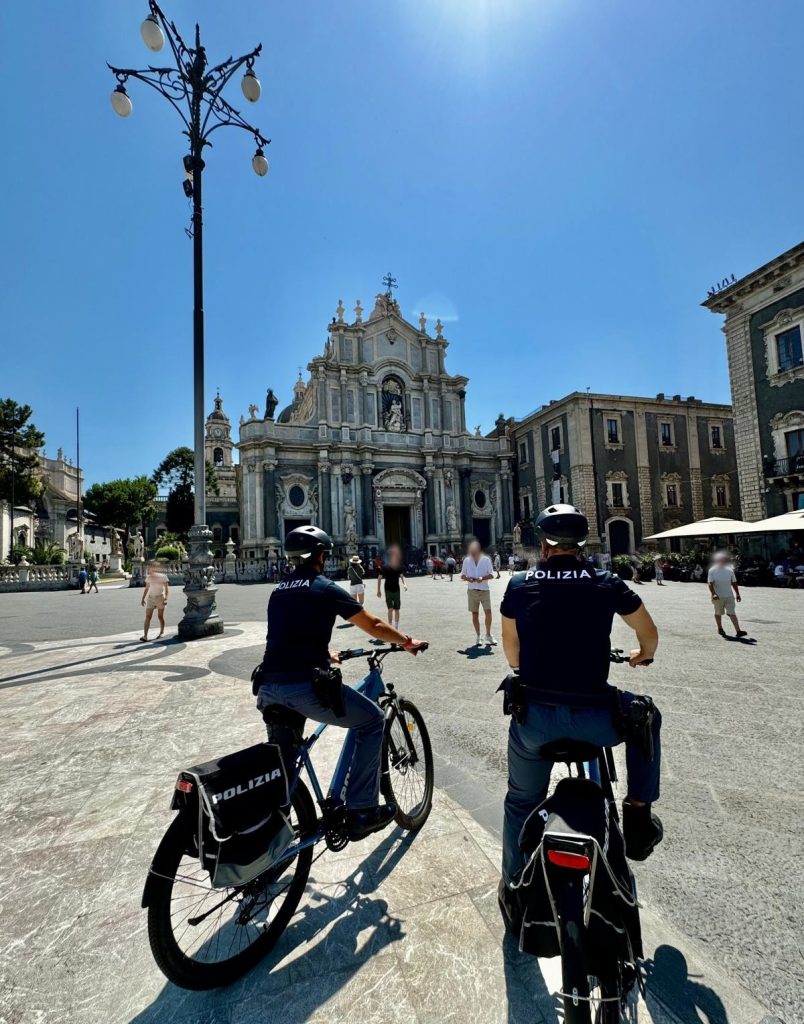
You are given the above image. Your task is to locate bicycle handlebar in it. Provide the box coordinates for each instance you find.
[337,642,429,662]
[609,647,654,666]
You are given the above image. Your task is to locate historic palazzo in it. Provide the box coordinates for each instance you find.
[234,284,515,559]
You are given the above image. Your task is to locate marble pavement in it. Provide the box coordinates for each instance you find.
[0,623,771,1024]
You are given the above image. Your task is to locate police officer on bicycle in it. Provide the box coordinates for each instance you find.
[498,504,663,921]
[254,526,428,841]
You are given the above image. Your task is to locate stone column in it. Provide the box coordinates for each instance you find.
[722,311,765,519]
[423,380,431,429]
[255,464,264,550]
[459,467,473,537]
[361,465,375,539]
[339,369,348,427]
[499,469,511,536]
[425,468,437,538]
[458,389,467,433]
[264,460,278,542]
[331,466,342,538]
[318,465,332,534]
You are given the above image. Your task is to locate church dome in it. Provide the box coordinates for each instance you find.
[277,404,294,424]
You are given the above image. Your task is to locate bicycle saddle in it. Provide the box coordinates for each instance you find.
[260,703,306,737]
[539,739,603,764]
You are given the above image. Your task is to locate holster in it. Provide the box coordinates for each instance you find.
[615,692,656,762]
[497,672,527,724]
[250,662,265,696]
[312,666,346,718]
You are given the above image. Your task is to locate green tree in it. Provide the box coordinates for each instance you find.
[84,476,158,548]
[152,447,218,538]
[0,399,45,508]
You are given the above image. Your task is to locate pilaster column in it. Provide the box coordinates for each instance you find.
[686,412,705,520]
[634,408,654,541]
[423,379,431,429]
[458,389,467,433]
[499,470,511,535]
[434,468,445,534]
[339,368,348,427]
[331,465,342,537]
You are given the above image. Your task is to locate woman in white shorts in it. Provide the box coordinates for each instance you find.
[140,562,169,641]
[348,555,366,607]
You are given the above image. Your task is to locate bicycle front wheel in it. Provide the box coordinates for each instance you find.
[381,697,434,830]
[146,778,316,990]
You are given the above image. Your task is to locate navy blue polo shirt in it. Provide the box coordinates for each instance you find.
[263,569,363,673]
[500,555,642,696]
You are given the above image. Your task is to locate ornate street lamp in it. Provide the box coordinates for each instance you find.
[107,2,270,639]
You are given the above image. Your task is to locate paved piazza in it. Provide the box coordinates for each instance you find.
[0,577,799,1024]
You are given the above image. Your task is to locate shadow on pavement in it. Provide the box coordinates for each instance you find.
[722,635,758,645]
[458,646,496,658]
[130,828,417,1024]
[501,930,558,1024]
[643,945,729,1024]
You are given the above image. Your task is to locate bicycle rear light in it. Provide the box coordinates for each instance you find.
[546,849,591,871]
[175,779,194,793]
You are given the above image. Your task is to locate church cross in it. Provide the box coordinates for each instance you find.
[382,272,398,295]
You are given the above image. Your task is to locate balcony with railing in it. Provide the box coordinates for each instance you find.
[764,454,804,479]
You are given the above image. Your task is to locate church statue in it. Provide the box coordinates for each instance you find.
[265,388,278,420]
[385,398,404,432]
[109,529,121,555]
[248,403,259,419]
[435,319,444,339]
[68,532,83,561]
[474,425,482,437]
[343,501,357,547]
[446,503,458,534]
[354,300,363,323]
[513,522,522,547]
[336,299,345,323]
[132,530,145,559]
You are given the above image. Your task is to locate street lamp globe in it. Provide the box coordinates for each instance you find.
[111,85,133,118]
[252,147,269,177]
[140,13,165,52]
[241,68,261,103]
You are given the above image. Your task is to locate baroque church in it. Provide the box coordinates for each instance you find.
[205,283,515,561]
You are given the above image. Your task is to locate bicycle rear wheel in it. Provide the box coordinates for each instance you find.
[146,779,316,990]
[381,697,433,830]
[557,876,624,1024]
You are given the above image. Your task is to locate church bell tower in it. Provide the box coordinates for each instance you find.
[204,392,237,498]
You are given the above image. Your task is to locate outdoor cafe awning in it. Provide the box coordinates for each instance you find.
[643,516,755,541]
[733,510,804,534]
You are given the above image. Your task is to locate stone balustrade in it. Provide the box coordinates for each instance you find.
[0,562,73,592]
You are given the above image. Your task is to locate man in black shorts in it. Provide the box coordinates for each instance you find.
[376,544,408,628]
[255,527,427,840]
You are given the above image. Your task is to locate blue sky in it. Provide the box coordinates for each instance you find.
[2,0,803,487]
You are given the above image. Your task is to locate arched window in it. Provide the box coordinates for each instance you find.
[213,447,224,467]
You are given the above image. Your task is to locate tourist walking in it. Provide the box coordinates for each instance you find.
[87,565,99,594]
[376,544,407,628]
[508,553,516,576]
[493,552,501,579]
[77,566,88,594]
[707,551,747,638]
[461,539,496,646]
[446,552,457,581]
[140,561,169,641]
[347,554,366,608]
[654,556,665,586]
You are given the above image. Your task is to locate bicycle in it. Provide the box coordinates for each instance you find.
[516,648,648,1024]
[142,643,433,990]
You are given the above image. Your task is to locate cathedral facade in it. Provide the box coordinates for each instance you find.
[235,287,515,560]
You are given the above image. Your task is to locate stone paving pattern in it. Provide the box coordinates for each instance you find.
[0,577,798,1023]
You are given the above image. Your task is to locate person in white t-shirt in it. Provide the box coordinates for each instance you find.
[507,554,516,576]
[461,539,496,646]
[707,551,746,638]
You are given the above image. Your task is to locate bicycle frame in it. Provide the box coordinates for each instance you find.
[270,652,403,862]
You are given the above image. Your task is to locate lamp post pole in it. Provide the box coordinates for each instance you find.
[107,3,269,639]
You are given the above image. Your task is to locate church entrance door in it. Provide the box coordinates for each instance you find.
[383,506,411,549]
[472,518,491,548]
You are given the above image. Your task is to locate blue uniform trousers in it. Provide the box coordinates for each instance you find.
[502,696,662,885]
[257,676,385,810]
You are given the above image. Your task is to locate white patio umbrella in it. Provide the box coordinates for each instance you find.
[735,510,804,534]
[643,516,755,541]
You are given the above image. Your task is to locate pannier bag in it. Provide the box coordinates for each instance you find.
[172,742,294,889]
[513,777,643,967]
